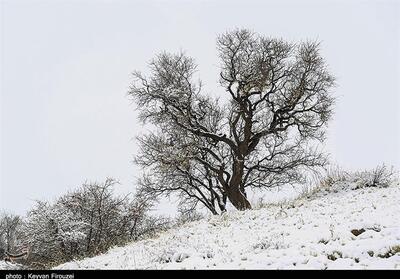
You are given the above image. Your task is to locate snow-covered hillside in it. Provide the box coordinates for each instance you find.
[55,183,400,270]
[0,261,23,270]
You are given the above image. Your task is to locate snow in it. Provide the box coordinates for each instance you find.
[0,261,23,270]
[52,181,400,270]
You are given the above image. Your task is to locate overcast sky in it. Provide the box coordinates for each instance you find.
[1,0,399,216]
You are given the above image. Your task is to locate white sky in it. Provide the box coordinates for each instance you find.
[1,0,399,216]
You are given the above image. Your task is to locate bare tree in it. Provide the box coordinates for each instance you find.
[129,29,335,213]
[16,178,168,268]
[0,213,22,257]
[21,200,87,266]
[58,178,168,255]
[58,178,125,255]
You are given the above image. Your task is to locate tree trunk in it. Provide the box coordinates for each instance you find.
[226,187,251,210]
[226,159,251,210]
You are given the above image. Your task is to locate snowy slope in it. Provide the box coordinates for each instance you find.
[0,261,23,270]
[55,184,400,270]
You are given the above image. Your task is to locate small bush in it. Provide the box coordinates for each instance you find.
[253,241,270,250]
[312,164,397,194]
[175,210,203,226]
[353,164,397,189]
[253,234,287,251]
[320,165,349,188]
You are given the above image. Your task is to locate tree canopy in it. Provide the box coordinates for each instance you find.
[130,29,335,214]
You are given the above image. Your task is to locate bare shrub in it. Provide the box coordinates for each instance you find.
[0,213,23,259]
[2,178,170,269]
[353,164,397,189]
[175,209,204,226]
[320,165,349,188]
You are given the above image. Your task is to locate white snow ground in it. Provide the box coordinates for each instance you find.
[0,261,23,270]
[54,181,400,270]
